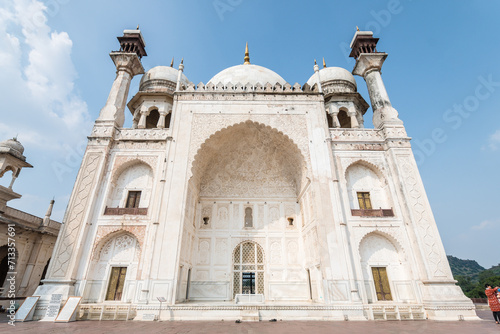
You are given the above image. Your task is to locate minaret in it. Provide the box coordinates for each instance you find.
[41,198,55,227]
[96,28,147,128]
[32,28,148,310]
[350,30,402,128]
[313,59,322,93]
[175,58,185,91]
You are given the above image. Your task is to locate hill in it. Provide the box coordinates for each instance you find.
[478,263,500,281]
[447,255,485,281]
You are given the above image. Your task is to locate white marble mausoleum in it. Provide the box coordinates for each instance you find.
[33,28,477,321]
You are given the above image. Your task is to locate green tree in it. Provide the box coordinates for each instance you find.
[466,275,500,298]
[455,275,474,295]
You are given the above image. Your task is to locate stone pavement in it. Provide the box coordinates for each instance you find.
[2,310,499,333]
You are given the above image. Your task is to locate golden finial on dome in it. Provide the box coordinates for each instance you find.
[314,59,317,65]
[137,24,140,30]
[170,57,174,67]
[356,26,360,31]
[181,58,184,64]
[244,42,250,65]
[323,57,326,68]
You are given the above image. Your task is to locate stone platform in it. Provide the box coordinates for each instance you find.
[3,310,499,334]
[72,301,442,322]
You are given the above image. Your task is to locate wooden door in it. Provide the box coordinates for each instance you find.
[106,267,127,301]
[372,267,392,301]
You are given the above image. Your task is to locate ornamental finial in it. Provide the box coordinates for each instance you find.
[170,57,174,67]
[323,57,326,68]
[356,26,360,31]
[244,42,250,65]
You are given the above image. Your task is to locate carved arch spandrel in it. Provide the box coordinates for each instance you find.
[91,226,146,260]
[342,158,387,182]
[355,228,407,260]
[112,155,158,181]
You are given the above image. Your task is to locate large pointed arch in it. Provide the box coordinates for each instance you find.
[190,120,307,199]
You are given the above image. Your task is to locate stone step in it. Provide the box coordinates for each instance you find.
[240,309,259,322]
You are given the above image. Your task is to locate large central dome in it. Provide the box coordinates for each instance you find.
[208,64,286,86]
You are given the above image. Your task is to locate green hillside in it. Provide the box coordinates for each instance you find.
[478,263,500,280]
[448,255,500,298]
[447,255,485,281]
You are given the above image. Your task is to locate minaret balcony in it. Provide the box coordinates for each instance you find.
[104,207,148,216]
[114,128,171,141]
[351,208,394,217]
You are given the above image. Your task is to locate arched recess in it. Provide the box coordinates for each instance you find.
[85,232,141,303]
[165,112,172,128]
[146,109,160,129]
[183,121,307,302]
[0,165,16,178]
[326,111,335,128]
[232,241,265,298]
[338,108,351,128]
[345,161,392,211]
[0,245,17,295]
[0,165,16,188]
[106,161,153,209]
[191,120,307,199]
[40,258,50,284]
[358,232,414,304]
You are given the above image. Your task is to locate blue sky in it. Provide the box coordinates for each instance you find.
[1,0,499,268]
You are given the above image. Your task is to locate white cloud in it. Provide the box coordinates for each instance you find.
[0,0,92,153]
[471,219,500,231]
[488,129,500,151]
[0,0,92,220]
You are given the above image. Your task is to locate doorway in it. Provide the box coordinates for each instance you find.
[372,267,392,301]
[106,267,127,301]
[242,272,256,294]
[233,242,264,298]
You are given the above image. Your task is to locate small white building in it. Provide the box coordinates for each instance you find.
[0,138,60,309]
[33,29,476,321]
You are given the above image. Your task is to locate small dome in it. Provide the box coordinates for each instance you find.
[0,138,26,160]
[0,138,24,155]
[208,64,286,86]
[306,67,357,93]
[139,66,190,92]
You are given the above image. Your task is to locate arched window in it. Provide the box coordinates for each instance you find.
[345,163,393,216]
[0,166,15,188]
[0,246,9,293]
[165,112,172,128]
[326,111,334,128]
[0,245,16,295]
[244,207,253,228]
[233,242,264,298]
[40,258,50,284]
[106,163,153,215]
[337,109,351,128]
[146,109,160,129]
